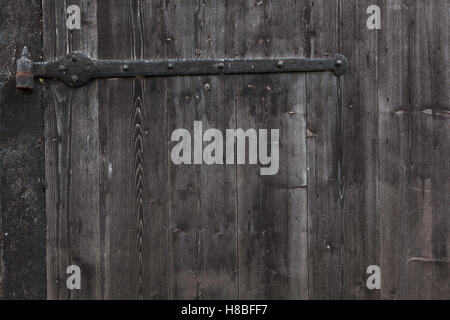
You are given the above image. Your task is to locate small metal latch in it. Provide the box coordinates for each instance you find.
[16,47,349,90]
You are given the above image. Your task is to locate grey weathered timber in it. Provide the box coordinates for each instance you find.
[379,0,450,300]
[44,0,101,300]
[95,0,239,299]
[163,0,238,300]
[405,0,449,299]
[378,0,411,300]
[98,0,172,300]
[38,0,450,300]
[0,0,46,300]
[340,0,380,300]
[306,0,342,299]
[235,0,308,299]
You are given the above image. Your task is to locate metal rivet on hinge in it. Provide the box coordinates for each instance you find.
[335,59,343,67]
[168,63,174,70]
[122,65,129,71]
[218,62,225,69]
[72,75,78,82]
[58,65,66,71]
[277,60,284,67]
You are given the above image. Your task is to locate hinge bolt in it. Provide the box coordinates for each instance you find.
[72,75,78,82]
[58,65,66,71]
[336,59,343,67]
[168,63,174,69]
[218,62,225,69]
[122,65,129,71]
[277,60,284,67]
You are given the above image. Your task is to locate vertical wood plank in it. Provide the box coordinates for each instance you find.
[406,0,450,299]
[165,0,238,299]
[378,0,450,300]
[340,0,380,299]
[43,1,67,300]
[139,2,172,300]
[236,0,308,299]
[97,0,138,300]
[44,0,100,299]
[378,0,414,299]
[306,0,342,299]
[97,0,170,299]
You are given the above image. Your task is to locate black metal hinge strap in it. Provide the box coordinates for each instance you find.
[16,48,349,90]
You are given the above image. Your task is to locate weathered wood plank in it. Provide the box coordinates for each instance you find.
[165,0,238,299]
[378,0,414,300]
[403,0,449,299]
[340,0,380,299]
[97,0,170,299]
[236,0,308,299]
[306,0,342,299]
[97,0,140,300]
[379,0,450,300]
[44,0,101,300]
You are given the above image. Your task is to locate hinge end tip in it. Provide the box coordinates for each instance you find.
[334,54,349,77]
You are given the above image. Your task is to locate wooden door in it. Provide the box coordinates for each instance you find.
[40,0,450,300]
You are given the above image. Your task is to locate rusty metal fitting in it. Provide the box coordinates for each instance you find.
[16,47,34,90]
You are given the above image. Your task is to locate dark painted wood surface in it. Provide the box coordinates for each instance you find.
[0,0,46,300]
[40,0,449,300]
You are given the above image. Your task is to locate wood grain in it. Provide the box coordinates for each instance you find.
[405,0,450,299]
[164,0,238,299]
[379,0,450,300]
[44,0,101,300]
[378,0,413,299]
[97,0,170,300]
[306,0,342,299]
[235,0,308,300]
[340,0,380,300]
